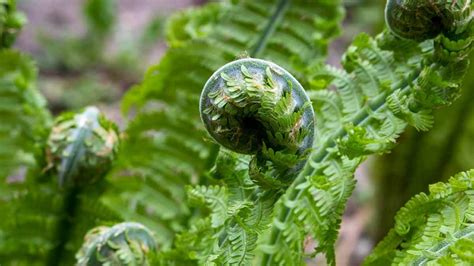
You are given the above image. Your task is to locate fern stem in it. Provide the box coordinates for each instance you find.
[47,187,81,266]
[249,0,289,57]
[413,224,474,265]
[260,65,423,265]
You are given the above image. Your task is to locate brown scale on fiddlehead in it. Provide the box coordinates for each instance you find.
[200,58,315,186]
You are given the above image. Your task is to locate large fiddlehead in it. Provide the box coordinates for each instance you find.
[200,58,314,186]
[109,0,344,251]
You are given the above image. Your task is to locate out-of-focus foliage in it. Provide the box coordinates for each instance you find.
[39,75,119,111]
[0,106,121,265]
[0,0,26,47]
[34,0,165,112]
[0,12,51,178]
[83,0,116,36]
[38,0,117,72]
[0,1,160,265]
[365,170,474,265]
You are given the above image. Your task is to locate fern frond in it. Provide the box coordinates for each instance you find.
[364,170,474,265]
[188,185,229,228]
[260,9,474,265]
[109,0,344,252]
[0,50,51,179]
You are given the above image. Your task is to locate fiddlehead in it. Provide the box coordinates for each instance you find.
[108,0,343,253]
[165,58,314,264]
[200,58,314,186]
[76,222,157,266]
[45,107,120,266]
[45,106,119,187]
[385,0,472,41]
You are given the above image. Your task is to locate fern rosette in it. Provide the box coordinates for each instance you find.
[200,58,314,185]
[76,222,157,266]
[45,106,119,187]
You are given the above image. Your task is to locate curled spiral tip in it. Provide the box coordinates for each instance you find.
[199,58,315,158]
[45,106,120,187]
[385,0,472,41]
[76,222,157,266]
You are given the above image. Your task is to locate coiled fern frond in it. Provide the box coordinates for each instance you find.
[106,0,344,249]
[44,106,119,187]
[0,107,121,265]
[76,222,157,266]
[156,1,474,265]
[110,0,474,265]
[365,170,474,265]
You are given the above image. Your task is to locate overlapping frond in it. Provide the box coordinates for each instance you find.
[260,22,473,266]
[364,170,474,265]
[0,50,51,179]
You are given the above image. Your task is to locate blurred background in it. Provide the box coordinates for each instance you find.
[12,0,474,265]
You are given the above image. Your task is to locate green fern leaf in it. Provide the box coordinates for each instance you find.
[364,170,474,266]
[0,50,51,179]
[260,8,474,266]
[107,0,344,253]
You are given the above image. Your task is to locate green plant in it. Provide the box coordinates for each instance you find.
[1,0,474,265]
[365,170,474,265]
[76,222,157,266]
[372,51,474,242]
[0,0,25,47]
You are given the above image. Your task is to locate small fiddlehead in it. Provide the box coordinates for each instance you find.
[76,222,157,266]
[45,107,120,266]
[45,106,120,187]
[385,0,472,41]
[200,58,315,185]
